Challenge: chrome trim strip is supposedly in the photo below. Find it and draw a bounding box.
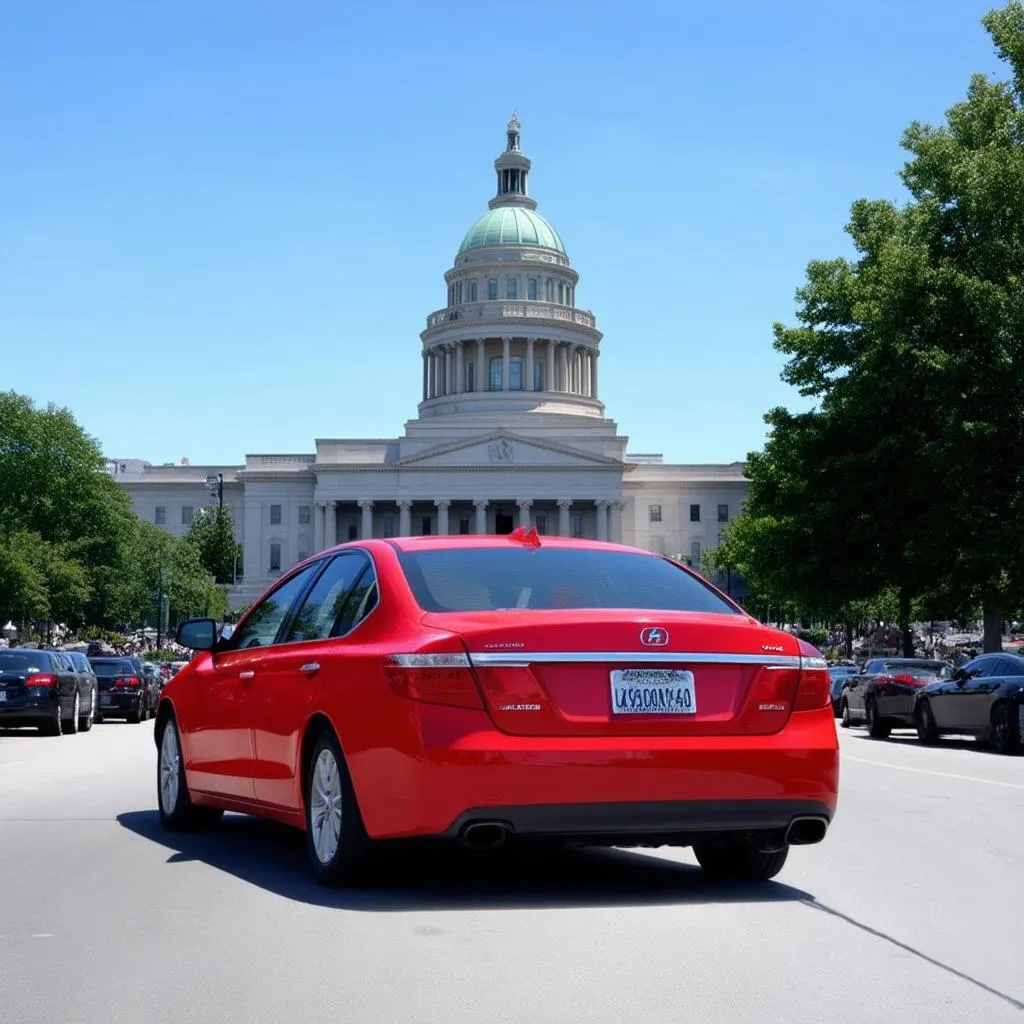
[469,651,802,667]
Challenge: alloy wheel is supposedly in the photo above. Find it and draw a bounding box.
[159,724,181,814]
[310,748,343,865]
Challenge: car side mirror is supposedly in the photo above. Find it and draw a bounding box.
[176,618,219,651]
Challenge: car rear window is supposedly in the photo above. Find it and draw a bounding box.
[884,661,952,679]
[90,659,134,676]
[0,653,49,673]
[395,546,740,614]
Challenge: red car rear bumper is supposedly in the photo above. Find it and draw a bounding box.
[349,706,840,842]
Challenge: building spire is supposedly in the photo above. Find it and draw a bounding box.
[490,113,536,210]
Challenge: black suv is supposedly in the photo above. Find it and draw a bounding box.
[89,656,155,723]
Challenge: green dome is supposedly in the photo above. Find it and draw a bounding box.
[458,206,566,255]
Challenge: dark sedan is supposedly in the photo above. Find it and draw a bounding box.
[0,648,97,734]
[90,656,155,723]
[914,651,1024,754]
[829,665,859,715]
[839,658,954,737]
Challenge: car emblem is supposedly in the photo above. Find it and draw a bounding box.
[640,627,670,647]
[761,644,784,652]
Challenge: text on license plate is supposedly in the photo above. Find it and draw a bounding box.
[610,668,697,715]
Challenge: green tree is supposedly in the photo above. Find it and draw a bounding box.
[184,506,241,585]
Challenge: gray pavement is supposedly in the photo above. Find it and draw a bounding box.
[1,719,1022,1024]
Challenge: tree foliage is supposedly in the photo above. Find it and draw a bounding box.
[716,3,1024,652]
[184,507,241,585]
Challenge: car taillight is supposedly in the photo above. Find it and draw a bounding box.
[121,676,140,687]
[29,674,57,687]
[795,656,831,711]
[383,653,485,710]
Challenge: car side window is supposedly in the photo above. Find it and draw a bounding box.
[229,562,322,650]
[332,569,379,638]
[285,554,374,644]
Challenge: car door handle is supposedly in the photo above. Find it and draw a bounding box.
[299,662,321,674]
[239,670,255,680]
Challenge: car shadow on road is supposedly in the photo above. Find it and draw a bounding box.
[847,731,1011,756]
[117,809,814,912]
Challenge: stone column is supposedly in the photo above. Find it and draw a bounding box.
[526,338,536,391]
[595,500,609,542]
[325,501,337,548]
[397,500,413,537]
[501,336,511,391]
[313,502,324,552]
[435,499,451,535]
[455,343,464,394]
[422,352,429,400]
[559,344,569,392]
[609,500,624,543]
[590,350,599,399]
[582,350,591,397]
[516,498,533,529]
[557,498,572,537]
[473,499,489,534]
[358,500,374,540]
[546,340,555,393]
[476,338,485,391]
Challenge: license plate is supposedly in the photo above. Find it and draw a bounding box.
[101,695,113,706]
[610,668,697,715]
[0,690,6,702]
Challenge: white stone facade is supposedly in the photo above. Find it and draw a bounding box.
[108,118,749,608]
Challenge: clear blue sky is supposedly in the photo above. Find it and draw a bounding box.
[0,0,1005,466]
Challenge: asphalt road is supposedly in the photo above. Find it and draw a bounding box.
[1,720,1022,1024]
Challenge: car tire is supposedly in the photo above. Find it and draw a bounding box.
[63,691,80,735]
[39,698,63,736]
[839,698,851,729]
[915,700,939,745]
[693,839,789,882]
[866,698,890,739]
[304,729,372,887]
[79,687,95,732]
[157,716,223,832]
[990,702,1019,756]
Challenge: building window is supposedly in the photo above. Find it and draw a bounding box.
[455,281,463,304]
[545,279,554,301]
[181,506,193,525]
[689,504,701,523]
[527,278,538,300]
[269,542,282,573]
[298,505,311,525]
[459,517,471,535]
[466,361,475,391]
[506,277,517,299]
[154,506,166,525]
[717,503,729,523]
[690,541,702,566]
[571,514,583,538]
[469,280,478,302]
[509,356,523,390]
[347,524,358,540]
[649,504,662,522]
[533,360,544,391]
[488,278,498,300]
[383,515,395,538]
[536,514,547,534]
[421,516,432,536]
[489,356,503,390]
[270,504,282,525]
[558,281,565,304]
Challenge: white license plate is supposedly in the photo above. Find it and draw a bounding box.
[610,668,697,715]
[0,690,6,702]
[101,695,113,706]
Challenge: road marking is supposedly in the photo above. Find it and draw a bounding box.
[844,754,1024,790]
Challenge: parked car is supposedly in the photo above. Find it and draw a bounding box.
[89,655,155,723]
[141,662,164,702]
[0,648,97,734]
[828,665,859,716]
[839,658,954,736]
[156,534,840,887]
[914,651,1024,754]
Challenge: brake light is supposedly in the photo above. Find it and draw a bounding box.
[383,653,484,710]
[795,655,831,711]
[29,673,57,687]
[121,676,140,687]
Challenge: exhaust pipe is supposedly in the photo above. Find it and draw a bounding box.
[461,822,510,851]
[785,816,829,846]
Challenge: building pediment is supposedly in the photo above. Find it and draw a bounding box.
[392,430,624,470]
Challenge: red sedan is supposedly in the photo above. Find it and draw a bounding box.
[156,531,839,886]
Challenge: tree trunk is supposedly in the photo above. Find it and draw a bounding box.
[898,589,914,657]
[982,603,1003,653]
[844,622,854,659]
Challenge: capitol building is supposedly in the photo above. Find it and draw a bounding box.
[110,117,749,608]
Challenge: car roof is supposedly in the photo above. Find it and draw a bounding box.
[367,536,655,555]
